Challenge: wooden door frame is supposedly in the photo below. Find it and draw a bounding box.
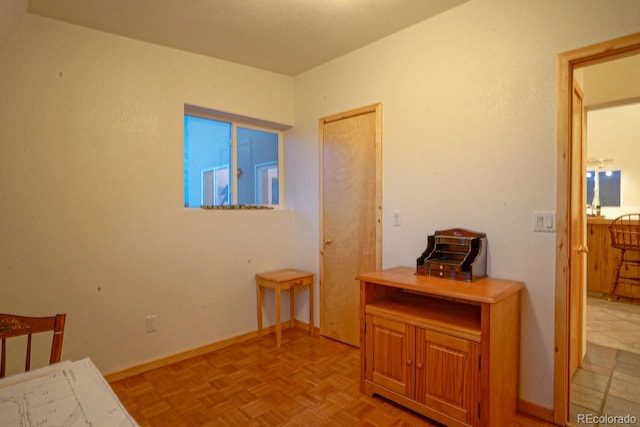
[319,103,383,337]
[554,32,640,425]
[568,78,585,382]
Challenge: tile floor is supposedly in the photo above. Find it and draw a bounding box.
[570,297,640,426]
[586,296,640,354]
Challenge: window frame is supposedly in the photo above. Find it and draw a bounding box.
[254,161,279,205]
[585,169,622,208]
[199,165,230,206]
[184,105,285,209]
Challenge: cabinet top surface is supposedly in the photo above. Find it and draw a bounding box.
[357,266,523,303]
[587,217,612,225]
[587,217,640,226]
[256,269,314,283]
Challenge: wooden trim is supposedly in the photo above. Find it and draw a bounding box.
[519,399,554,423]
[319,115,325,331]
[562,32,640,67]
[320,103,381,124]
[374,104,383,271]
[554,32,640,426]
[554,46,571,427]
[104,322,314,383]
[105,332,259,383]
[293,319,319,335]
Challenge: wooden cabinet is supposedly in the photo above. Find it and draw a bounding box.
[587,217,616,295]
[587,217,640,299]
[366,315,413,397]
[358,267,523,427]
[419,329,480,423]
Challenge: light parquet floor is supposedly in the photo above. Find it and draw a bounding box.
[110,329,553,426]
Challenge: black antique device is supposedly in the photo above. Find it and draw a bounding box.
[416,228,487,282]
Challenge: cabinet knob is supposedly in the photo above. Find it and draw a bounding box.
[323,238,333,245]
[407,359,412,366]
[577,244,589,254]
[416,362,423,369]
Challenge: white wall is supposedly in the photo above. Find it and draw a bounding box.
[584,54,640,106]
[288,0,640,409]
[0,14,296,375]
[0,0,27,51]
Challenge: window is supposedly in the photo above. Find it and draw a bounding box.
[184,107,282,208]
[586,170,621,207]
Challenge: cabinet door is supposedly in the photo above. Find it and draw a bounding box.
[415,329,480,425]
[365,314,414,398]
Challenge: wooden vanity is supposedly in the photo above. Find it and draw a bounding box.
[358,267,523,427]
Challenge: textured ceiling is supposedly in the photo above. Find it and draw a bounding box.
[28,0,469,76]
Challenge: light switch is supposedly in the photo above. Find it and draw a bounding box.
[393,210,401,227]
[544,214,554,230]
[533,211,555,233]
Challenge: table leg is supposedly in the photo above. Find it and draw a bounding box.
[276,286,281,348]
[257,282,263,338]
[309,279,314,335]
[290,286,295,329]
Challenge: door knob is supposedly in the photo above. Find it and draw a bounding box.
[323,238,333,245]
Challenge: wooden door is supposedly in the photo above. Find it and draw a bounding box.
[320,104,382,346]
[416,329,480,425]
[569,79,586,379]
[365,315,413,397]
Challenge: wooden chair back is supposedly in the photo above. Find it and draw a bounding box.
[608,214,640,299]
[0,313,66,378]
[609,213,640,251]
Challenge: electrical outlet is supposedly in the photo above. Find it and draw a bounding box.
[146,315,157,333]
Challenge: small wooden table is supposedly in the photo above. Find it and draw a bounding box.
[256,269,314,347]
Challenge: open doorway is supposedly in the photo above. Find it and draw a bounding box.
[574,61,640,424]
[554,32,640,426]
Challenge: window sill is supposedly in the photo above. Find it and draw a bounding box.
[200,205,275,210]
